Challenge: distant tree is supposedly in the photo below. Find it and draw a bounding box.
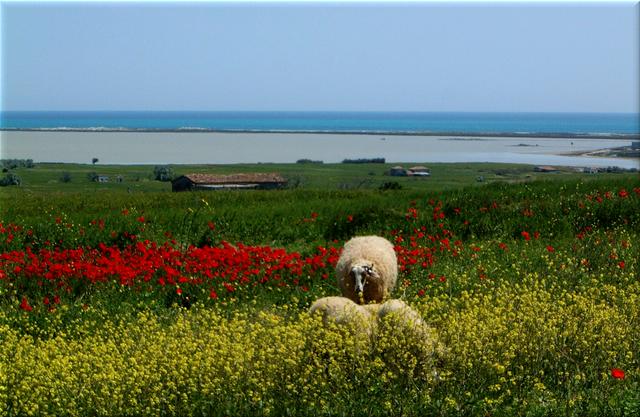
[0,172,21,186]
[153,165,174,182]
[92,158,99,165]
[342,158,386,164]
[60,172,72,183]
[1,159,35,169]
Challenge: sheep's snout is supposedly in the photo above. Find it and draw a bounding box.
[351,264,378,305]
[350,264,371,294]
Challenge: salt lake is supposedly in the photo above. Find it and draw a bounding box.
[1,130,638,169]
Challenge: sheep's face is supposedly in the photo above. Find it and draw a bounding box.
[350,262,378,298]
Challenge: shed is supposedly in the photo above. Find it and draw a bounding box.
[97,175,109,183]
[389,166,407,177]
[172,173,287,192]
[408,166,431,176]
[534,166,559,173]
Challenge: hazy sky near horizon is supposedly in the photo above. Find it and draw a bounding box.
[2,2,638,112]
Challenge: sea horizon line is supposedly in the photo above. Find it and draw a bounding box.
[2,110,639,115]
[2,127,638,140]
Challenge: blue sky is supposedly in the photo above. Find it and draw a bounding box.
[1,1,638,112]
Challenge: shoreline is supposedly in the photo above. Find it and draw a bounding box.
[1,127,638,140]
[559,146,640,159]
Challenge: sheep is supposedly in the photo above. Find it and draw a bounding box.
[377,299,426,330]
[308,296,376,325]
[309,297,443,381]
[376,299,444,381]
[308,298,420,334]
[335,235,398,305]
[308,297,427,338]
[361,303,382,317]
[308,296,377,337]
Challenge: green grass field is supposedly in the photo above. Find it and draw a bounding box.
[0,162,639,416]
[2,160,628,193]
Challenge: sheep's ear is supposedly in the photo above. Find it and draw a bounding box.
[369,265,380,278]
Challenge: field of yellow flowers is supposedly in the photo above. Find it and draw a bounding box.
[1,177,639,416]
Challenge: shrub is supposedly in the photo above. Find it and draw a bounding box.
[60,172,72,183]
[153,165,174,182]
[284,175,303,189]
[379,181,403,191]
[324,205,402,241]
[0,172,21,186]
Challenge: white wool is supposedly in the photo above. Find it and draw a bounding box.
[335,235,398,304]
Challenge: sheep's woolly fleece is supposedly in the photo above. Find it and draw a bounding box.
[308,296,372,324]
[335,235,398,304]
[308,297,435,344]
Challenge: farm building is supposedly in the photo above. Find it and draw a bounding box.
[171,173,287,192]
[389,166,407,176]
[534,166,559,173]
[389,166,431,177]
[408,166,431,176]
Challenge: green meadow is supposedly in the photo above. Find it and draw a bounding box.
[1,160,620,192]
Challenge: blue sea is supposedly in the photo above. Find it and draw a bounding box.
[1,111,638,136]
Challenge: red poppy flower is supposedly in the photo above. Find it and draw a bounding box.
[611,368,625,379]
[521,231,531,241]
[20,297,33,312]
